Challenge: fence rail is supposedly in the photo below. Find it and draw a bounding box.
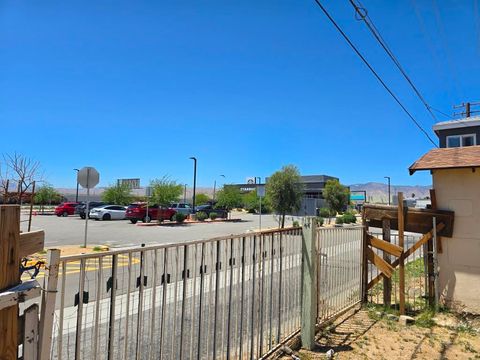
[50,228,303,360]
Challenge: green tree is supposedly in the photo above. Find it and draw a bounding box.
[266,165,303,228]
[215,186,242,212]
[323,179,350,215]
[102,183,133,205]
[150,176,183,206]
[195,193,211,206]
[242,190,259,212]
[34,184,62,213]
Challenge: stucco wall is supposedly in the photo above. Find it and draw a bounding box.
[433,168,480,313]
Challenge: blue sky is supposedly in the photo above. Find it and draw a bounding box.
[1,1,478,188]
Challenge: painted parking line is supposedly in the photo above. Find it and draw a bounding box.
[21,254,140,280]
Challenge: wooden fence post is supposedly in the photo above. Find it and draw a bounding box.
[398,193,406,315]
[38,248,61,360]
[382,219,392,308]
[301,217,317,350]
[0,205,21,360]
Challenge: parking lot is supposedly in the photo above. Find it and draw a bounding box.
[22,212,289,248]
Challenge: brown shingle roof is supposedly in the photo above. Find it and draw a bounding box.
[409,146,480,174]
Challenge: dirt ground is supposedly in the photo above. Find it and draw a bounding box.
[280,308,480,360]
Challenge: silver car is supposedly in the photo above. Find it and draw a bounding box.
[89,205,127,221]
[170,203,192,215]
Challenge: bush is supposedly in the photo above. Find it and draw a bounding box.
[319,207,332,218]
[209,212,218,220]
[175,212,186,223]
[335,216,344,225]
[342,212,357,224]
[292,220,300,227]
[196,211,207,221]
[317,217,324,226]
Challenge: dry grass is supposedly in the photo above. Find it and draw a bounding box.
[279,308,480,360]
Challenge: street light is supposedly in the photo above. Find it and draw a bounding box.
[74,168,80,203]
[256,176,263,231]
[384,176,391,205]
[184,184,187,204]
[213,174,225,201]
[189,157,197,213]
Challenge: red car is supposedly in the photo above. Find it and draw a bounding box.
[55,202,80,217]
[125,203,177,224]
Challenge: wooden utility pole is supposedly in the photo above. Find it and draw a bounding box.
[0,205,21,360]
[454,101,480,118]
[398,193,405,315]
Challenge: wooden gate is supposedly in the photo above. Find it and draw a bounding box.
[361,192,454,314]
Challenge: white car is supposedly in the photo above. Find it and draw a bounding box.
[89,205,127,221]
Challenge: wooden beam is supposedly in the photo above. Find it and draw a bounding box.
[0,280,41,311]
[363,204,454,237]
[367,248,393,278]
[19,230,45,258]
[368,234,403,257]
[398,192,405,315]
[429,189,443,253]
[0,205,21,360]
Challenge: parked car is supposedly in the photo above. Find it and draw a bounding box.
[125,203,177,224]
[76,201,106,219]
[55,202,80,217]
[195,204,228,219]
[169,202,193,215]
[89,205,127,221]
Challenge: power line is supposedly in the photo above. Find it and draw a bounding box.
[311,0,438,147]
[348,0,439,123]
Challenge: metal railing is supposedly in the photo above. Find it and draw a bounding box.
[316,226,363,323]
[50,228,303,360]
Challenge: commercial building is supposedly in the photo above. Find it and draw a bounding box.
[230,174,339,216]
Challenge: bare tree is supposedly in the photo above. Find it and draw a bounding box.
[3,153,43,204]
[0,162,11,203]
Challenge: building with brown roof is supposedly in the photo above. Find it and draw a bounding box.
[409,144,480,313]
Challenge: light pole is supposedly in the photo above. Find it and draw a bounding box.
[256,176,262,231]
[184,184,187,204]
[74,168,80,202]
[213,174,225,201]
[190,157,197,213]
[384,176,391,205]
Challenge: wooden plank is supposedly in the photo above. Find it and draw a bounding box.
[382,219,392,308]
[0,205,21,360]
[398,192,405,315]
[430,189,443,253]
[368,235,403,257]
[0,280,41,311]
[367,248,393,278]
[363,204,454,237]
[19,230,45,258]
[38,249,61,360]
[23,304,39,360]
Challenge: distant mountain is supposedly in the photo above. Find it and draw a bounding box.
[349,182,431,203]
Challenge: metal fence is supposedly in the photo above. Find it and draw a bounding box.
[49,228,303,360]
[367,231,427,312]
[316,226,363,323]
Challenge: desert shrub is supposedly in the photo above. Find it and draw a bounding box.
[196,211,207,221]
[209,212,218,220]
[335,216,344,225]
[292,220,300,227]
[342,212,357,224]
[175,212,186,223]
[319,207,332,218]
[317,217,324,226]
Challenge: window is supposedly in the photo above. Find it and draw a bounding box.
[446,134,476,148]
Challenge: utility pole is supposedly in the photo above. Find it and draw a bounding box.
[189,157,197,213]
[453,101,480,118]
[74,168,80,202]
